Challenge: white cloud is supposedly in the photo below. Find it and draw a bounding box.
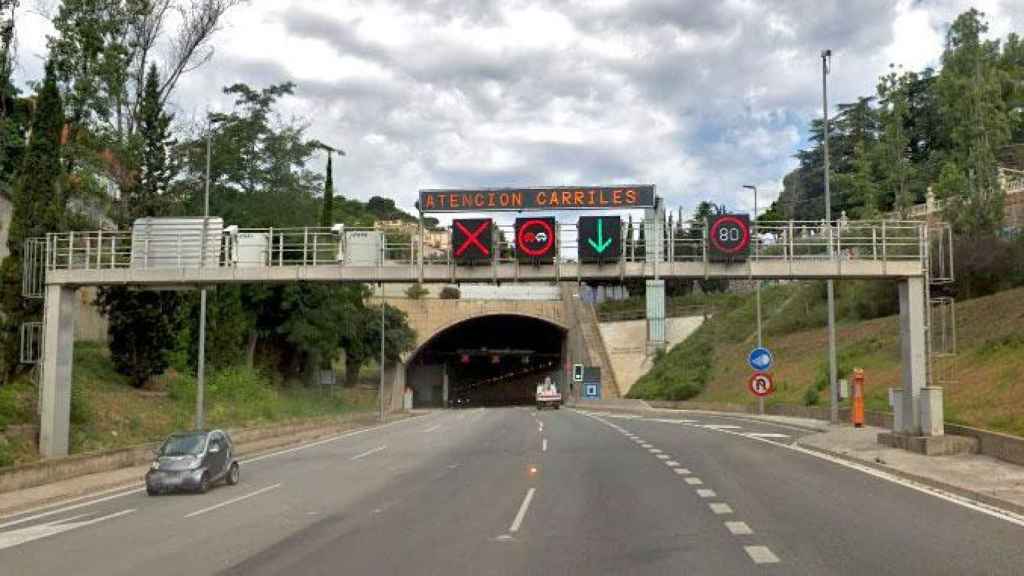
[9,0,1008,217]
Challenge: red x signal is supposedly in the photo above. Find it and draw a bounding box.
[454,220,491,257]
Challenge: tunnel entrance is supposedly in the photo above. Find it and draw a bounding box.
[405,315,566,408]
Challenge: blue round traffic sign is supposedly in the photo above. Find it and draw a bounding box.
[748,347,774,372]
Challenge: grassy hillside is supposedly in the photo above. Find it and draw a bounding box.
[0,343,377,466]
[638,285,1024,437]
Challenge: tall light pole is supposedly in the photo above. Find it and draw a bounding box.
[744,184,764,415]
[196,118,215,431]
[379,288,386,422]
[822,49,839,425]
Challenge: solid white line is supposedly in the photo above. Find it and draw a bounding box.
[0,488,144,531]
[542,438,548,452]
[508,488,536,533]
[696,489,717,498]
[423,425,440,433]
[184,483,282,519]
[702,424,743,430]
[684,477,703,485]
[744,545,780,564]
[709,503,733,515]
[0,508,135,551]
[351,445,387,460]
[725,521,753,535]
[746,433,790,439]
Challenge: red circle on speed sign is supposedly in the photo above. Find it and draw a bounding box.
[748,372,774,397]
[517,219,556,257]
[709,215,751,255]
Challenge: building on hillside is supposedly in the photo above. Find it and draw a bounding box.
[890,167,1024,231]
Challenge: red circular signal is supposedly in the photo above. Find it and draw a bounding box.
[709,215,751,255]
[517,219,556,257]
[748,372,775,397]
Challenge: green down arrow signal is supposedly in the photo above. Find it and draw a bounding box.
[587,219,613,253]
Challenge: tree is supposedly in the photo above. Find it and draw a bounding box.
[320,152,334,227]
[98,64,182,387]
[935,9,1010,234]
[0,61,66,379]
[876,70,916,215]
[340,304,415,387]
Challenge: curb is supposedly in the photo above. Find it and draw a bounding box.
[795,440,1024,519]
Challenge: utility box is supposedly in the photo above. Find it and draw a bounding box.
[131,217,224,270]
[344,230,383,266]
[232,232,270,267]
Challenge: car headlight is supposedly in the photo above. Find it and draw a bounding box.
[189,457,202,470]
[150,461,160,471]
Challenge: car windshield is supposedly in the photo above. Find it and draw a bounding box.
[159,434,207,457]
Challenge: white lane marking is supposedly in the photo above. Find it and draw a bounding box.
[648,448,663,454]
[0,508,135,551]
[423,425,440,433]
[746,433,790,439]
[673,468,692,475]
[640,443,653,449]
[684,477,703,485]
[744,545,780,564]
[702,424,743,430]
[542,438,548,452]
[351,445,387,460]
[725,521,753,535]
[509,488,536,533]
[709,503,733,515]
[651,418,701,424]
[656,454,670,460]
[184,483,282,519]
[0,488,144,531]
[665,461,680,467]
[696,489,717,498]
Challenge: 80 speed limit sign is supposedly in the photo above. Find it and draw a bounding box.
[708,214,751,261]
[748,372,775,397]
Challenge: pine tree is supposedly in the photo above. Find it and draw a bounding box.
[320,152,334,227]
[0,60,65,379]
[935,9,1009,234]
[98,64,182,387]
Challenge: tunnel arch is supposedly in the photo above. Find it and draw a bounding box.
[404,313,568,408]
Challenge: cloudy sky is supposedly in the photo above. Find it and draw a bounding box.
[11,0,1024,219]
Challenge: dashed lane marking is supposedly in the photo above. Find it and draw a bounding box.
[709,503,733,515]
[656,454,670,460]
[666,461,680,467]
[684,477,703,485]
[725,521,753,535]
[696,489,717,498]
[744,546,780,564]
[702,424,743,430]
[673,468,692,475]
[184,483,282,519]
[351,445,387,460]
[509,488,536,534]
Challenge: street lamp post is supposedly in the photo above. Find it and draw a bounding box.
[379,288,386,422]
[744,185,764,415]
[822,49,839,425]
[196,123,213,431]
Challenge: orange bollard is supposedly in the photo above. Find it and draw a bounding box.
[852,368,865,428]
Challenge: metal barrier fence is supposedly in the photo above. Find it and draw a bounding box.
[36,220,927,273]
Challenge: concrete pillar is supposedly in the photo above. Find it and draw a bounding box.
[39,285,78,458]
[898,277,927,435]
[442,363,449,406]
[646,279,666,355]
[384,360,407,413]
[920,387,944,437]
[890,388,904,432]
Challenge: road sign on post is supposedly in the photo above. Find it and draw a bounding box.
[747,347,774,372]
[748,372,774,397]
[583,366,602,399]
[708,214,751,261]
[515,217,557,263]
[578,216,621,262]
[452,218,493,263]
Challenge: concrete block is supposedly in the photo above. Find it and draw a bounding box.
[920,387,944,437]
[890,388,904,432]
[877,432,977,456]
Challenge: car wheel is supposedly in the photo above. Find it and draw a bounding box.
[197,473,210,494]
[554,404,560,410]
[226,462,240,486]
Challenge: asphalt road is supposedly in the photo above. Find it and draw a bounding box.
[1,407,1023,575]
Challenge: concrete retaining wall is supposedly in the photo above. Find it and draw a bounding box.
[0,412,390,494]
[647,400,1023,467]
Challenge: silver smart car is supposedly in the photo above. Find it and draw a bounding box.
[145,430,240,495]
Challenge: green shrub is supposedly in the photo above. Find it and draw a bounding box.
[439,286,460,300]
[0,386,19,429]
[0,437,13,468]
[70,383,92,425]
[802,386,821,406]
[405,284,429,299]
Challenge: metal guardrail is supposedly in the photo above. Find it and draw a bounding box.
[37,220,927,275]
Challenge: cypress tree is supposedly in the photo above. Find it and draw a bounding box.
[320,152,334,227]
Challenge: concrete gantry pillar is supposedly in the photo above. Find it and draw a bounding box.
[39,284,78,458]
[645,279,666,355]
[898,277,928,435]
